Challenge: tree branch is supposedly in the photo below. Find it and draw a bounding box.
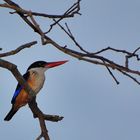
[1,0,140,139]
[102,60,120,85]
[45,0,81,34]
[0,3,78,19]
[0,41,37,57]
[5,0,139,85]
[0,59,35,97]
[28,98,50,140]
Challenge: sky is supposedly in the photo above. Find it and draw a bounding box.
[1,0,140,140]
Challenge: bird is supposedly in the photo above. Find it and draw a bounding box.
[4,60,68,121]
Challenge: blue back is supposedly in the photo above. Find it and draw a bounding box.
[11,72,29,104]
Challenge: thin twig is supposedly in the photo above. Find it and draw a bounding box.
[118,69,140,85]
[36,133,43,140]
[125,47,140,68]
[52,19,89,54]
[27,11,48,45]
[93,46,133,55]
[125,55,129,68]
[43,115,64,122]
[102,60,120,85]
[126,47,140,60]
[0,41,37,57]
[0,3,77,19]
[133,46,140,54]
[45,0,81,34]
[65,23,89,53]
[65,23,73,36]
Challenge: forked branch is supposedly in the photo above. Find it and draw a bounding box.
[1,0,140,139]
[0,58,63,140]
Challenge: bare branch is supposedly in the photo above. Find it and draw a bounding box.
[0,41,37,57]
[118,69,140,85]
[27,11,48,45]
[45,0,81,34]
[43,114,63,122]
[0,3,78,19]
[133,46,140,55]
[65,23,89,53]
[93,46,133,55]
[8,5,140,84]
[1,0,140,139]
[102,60,120,85]
[36,134,43,140]
[0,59,35,97]
[125,46,140,67]
[28,97,50,140]
[49,19,89,54]
[28,95,64,140]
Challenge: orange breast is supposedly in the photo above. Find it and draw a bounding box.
[14,89,29,109]
[14,80,36,109]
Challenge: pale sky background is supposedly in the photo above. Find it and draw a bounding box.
[1,0,140,140]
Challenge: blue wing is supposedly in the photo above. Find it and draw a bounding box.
[11,86,23,104]
[11,72,30,104]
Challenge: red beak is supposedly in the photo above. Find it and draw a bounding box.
[45,60,68,68]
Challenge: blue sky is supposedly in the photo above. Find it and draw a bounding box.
[1,0,140,140]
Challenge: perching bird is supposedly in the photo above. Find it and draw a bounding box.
[4,60,68,121]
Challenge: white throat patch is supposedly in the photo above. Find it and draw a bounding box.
[28,67,47,93]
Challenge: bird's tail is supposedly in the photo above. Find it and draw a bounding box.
[4,106,18,121]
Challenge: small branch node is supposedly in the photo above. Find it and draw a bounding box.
[63,45,67,49]
[103,60,120,85]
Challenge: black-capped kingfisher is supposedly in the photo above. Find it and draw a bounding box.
[4,60,68,121]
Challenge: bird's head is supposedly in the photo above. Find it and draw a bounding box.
[27,60,68,72]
